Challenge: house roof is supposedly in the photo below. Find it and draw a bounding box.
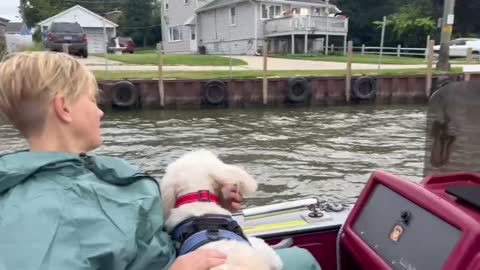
[0,17,9,23]
[6,22,25,33]
[197,0,333,13]
[37,5,118,28]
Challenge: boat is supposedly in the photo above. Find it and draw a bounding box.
[234,80,480,270]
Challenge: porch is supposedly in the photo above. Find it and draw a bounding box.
[264,15,348,55]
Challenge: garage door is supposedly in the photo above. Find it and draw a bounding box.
[86,32,106,54]
[84,28,113,54]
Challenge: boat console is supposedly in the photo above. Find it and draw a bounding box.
[341,170,480,270]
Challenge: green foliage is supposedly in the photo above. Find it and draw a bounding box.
[20,42,44,52]
[20,0,161,48]
[0,40,6,58]
[20,0,126,27]
[334,0,398,45]
[271,53,426,65]
[453,0,480,38]
[374,2,436,47]
[94,53,247,66]
[118,0,161,48]
[92,68,463,81]
[333,0,480,47]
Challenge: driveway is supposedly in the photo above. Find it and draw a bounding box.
[78,55,124,66]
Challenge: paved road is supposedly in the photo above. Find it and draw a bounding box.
[83,55,464,71]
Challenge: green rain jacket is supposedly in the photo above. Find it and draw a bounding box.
[0,151,321,270]
[0,151,175,270]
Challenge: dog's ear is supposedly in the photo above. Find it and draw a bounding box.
[159,174,177,220]
[211,164,258,195]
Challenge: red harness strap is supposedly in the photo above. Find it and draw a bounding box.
[175,190,219,208]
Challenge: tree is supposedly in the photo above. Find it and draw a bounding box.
[20,0,127,28]
[20,0,64,27]
[119,0,161,47]
[454,0,480,37]
[374,0,436,47]
[333,0,398,45]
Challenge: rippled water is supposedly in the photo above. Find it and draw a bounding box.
[0,105,427,207]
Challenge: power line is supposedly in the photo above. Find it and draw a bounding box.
[122,23,162,29]
[63,0,125,4]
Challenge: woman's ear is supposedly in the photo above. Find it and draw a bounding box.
[53,95,72,123]
[211,164,257,195]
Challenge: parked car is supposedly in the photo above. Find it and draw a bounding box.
[433,38,480,58]
[44,22,88,58]
[107,37,136,54]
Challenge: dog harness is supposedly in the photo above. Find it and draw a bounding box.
[172,191,250,256]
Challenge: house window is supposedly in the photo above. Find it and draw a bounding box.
[169,26,182,42]
[261,4,281,19]
[165,0,169,10]
[230,7,236,25]
[185,0,190,4]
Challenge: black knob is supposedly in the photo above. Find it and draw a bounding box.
[401,211,412,225]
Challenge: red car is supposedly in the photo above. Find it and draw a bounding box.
[108,37,136,53]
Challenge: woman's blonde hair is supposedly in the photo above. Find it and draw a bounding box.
[0,51,97,135]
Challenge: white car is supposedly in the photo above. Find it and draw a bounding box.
[433,38,480,58]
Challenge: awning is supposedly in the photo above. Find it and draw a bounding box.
[184,16,196,26]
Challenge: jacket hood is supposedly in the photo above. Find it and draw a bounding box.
[0,151,142,193]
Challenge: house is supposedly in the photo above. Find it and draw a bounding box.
[6,22,31,35]
[0,17,8,42]
[4,21,33,53]
[161,0,210,54]
[37,5,118,54]
[161,0,348,55]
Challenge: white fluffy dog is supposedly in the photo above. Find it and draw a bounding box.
[160,149,283,270]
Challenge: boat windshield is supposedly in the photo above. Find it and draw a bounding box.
[423,80,480,177]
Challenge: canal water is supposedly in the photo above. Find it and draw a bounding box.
[0,105,427,207]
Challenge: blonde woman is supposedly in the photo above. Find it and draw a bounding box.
[0,52,320,270]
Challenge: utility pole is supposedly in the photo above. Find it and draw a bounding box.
[436,0,456,72]
[325,0,330,56]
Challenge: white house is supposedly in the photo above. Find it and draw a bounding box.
[37,5,118,54]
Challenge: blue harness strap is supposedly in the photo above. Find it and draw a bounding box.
[178,229,250,256]
[172,214,250,256]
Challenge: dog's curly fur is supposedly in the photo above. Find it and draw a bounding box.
[160,149,283,270]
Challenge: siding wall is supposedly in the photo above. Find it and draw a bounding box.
[198,1,259,55]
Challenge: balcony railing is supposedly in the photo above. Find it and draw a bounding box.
[264,15,348,36]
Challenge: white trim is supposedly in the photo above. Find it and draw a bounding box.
[37,5,118,27]
[196,0,339,13]
[169,25,183,42]
[260,3,282,20]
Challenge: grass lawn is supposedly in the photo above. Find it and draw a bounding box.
[93,68,462,81]
[271,53,428,65]
[94,53,248,66]
[272,53,480,65]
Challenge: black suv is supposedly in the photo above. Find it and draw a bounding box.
[45,22,88,58]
